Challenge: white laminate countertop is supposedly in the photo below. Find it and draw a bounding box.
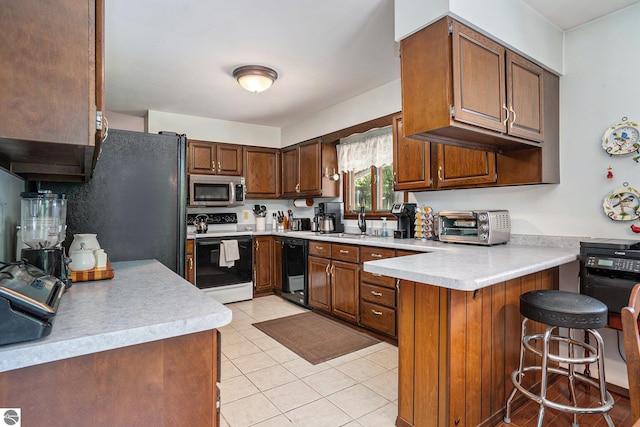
[0,260,232,373]
[362,244,579,291]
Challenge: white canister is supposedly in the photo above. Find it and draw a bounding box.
[69,234,101,252]
[94,249,107,268]
[69,249,96,271]
[256,217,266,231]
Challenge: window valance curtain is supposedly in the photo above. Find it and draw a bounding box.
[337,125,393,173]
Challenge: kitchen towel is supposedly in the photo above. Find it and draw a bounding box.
[219,240,240,268]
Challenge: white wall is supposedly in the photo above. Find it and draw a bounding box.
[395,0,564,74]
[105,111,145,132]
[0,168,24,261]
[146,110,281,148]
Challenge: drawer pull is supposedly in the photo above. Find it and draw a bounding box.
[315,246,324,250]
[371,290,383,297]
[339,249,349,254]
[372,273,382,277]
[371,309,383,316]
[370,253,383,258]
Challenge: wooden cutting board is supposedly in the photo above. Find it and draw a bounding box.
[70,260,114,282]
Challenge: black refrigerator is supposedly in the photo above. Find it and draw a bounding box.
[43,129,187,275]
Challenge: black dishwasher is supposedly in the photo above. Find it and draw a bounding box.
[282,237,309,308]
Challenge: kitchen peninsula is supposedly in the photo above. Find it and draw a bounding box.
[360,239,579,427]
[0,260,231,427]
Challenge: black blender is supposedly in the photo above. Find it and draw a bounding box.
[20,191,71,288]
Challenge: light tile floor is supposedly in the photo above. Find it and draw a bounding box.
[219,295,398,427]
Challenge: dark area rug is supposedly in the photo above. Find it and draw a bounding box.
[252,312,380,365]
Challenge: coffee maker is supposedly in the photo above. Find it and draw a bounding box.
[315,202,344,234]
[20,191,71,288]
[391,203,417,239]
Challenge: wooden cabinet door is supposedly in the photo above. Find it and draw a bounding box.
[281,146,299,196]
[436,144,496,188]
[272,237,283,292]
[392,114,432,191]
[452,21,507,134]
[298,141,321,195]
[253,236,272,293]
[331,260,360,323]
[506,51,544,142]
[216,143,243,176]
[245,147,280,198]
[185,240,195,285]
[188,140,216,174]
[308,256,331,312]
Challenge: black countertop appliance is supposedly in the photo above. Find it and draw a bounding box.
[391,203,417,239]
[316,202,344,233]
[579,238,640,314]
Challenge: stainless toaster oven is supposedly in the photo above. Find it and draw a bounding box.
[436,210,510,245]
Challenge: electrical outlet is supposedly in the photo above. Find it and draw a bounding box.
[242,210,250,221]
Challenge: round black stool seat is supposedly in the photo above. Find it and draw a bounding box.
[520,290,608,329]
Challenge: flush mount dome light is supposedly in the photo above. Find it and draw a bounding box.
[232,65,278,93]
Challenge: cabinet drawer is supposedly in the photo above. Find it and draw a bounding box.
[360,301,396,337]
[361,283,396,308]
[361,271,396,288]
[361,246,395,262]
[332,244,359,263]
[309,241,331,258]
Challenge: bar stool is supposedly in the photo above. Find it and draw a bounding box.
[504,290,615,427]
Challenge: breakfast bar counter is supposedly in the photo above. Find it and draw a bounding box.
[0,260,231,427]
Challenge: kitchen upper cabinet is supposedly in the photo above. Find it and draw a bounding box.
[0,0,104,182]
[393,114,496,190]
[393,113,432,191]
[253,236,273,294]
[281,140,339,198]
[188,140,243,176]
[435,144,496,188]
[400,16,554,153]
[244,146,280,198]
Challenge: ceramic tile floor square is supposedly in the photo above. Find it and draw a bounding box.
[219,295,399,427]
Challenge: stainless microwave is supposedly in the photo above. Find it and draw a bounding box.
[189,174,245,207]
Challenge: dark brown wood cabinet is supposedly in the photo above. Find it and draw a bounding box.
[272,236,283,292]
[396,268,558,427]
[400,16,557,164]
[308,254,332,312]
[359,246,398,337]
[244,147,280,198]
[253,236,273,294]
[188,140,243,176]
[185,239,195,285]
[281,140,339,198]
[393,114,497,190]
[0,0,104,182]
[392,113,432,190]
[435,144,496,188]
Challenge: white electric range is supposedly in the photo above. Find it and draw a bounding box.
[187,213,253,304]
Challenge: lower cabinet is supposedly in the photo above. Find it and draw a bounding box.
[359,246,399,337]
[185,239,195,285]
[253,236,273,294]
[308,241,360,323]
[272,236,283,292]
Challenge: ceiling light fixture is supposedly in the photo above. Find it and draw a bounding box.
[232,65,278,93]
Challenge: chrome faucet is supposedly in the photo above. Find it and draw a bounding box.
[357,206,367,234]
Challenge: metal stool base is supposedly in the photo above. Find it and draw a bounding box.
[504,319,615,427]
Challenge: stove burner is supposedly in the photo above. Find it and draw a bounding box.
[187,213,237,225]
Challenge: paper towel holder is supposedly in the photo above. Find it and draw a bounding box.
[324,167,340,181]
[293,198,314,208]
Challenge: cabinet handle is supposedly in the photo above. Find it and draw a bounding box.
[395,279,400,291]
[371,309,383,316]
[509,106,516,128]
[502,104,509,126]
[295,183,300,192]
[330,264,335,275]
[372,273,382,277]
[339,249,349,254]
[325,263,330,275]
[438,166,442,181]
[188,258,193,269]
[211,161,215,171]
[370,253,383,258]
[371,290,383,297]
[315,245,323,250]
[256,241,260,250]
[218,161,221,172]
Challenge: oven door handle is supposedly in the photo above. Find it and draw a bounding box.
[229,182,236,205]
[196,240,223,246]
